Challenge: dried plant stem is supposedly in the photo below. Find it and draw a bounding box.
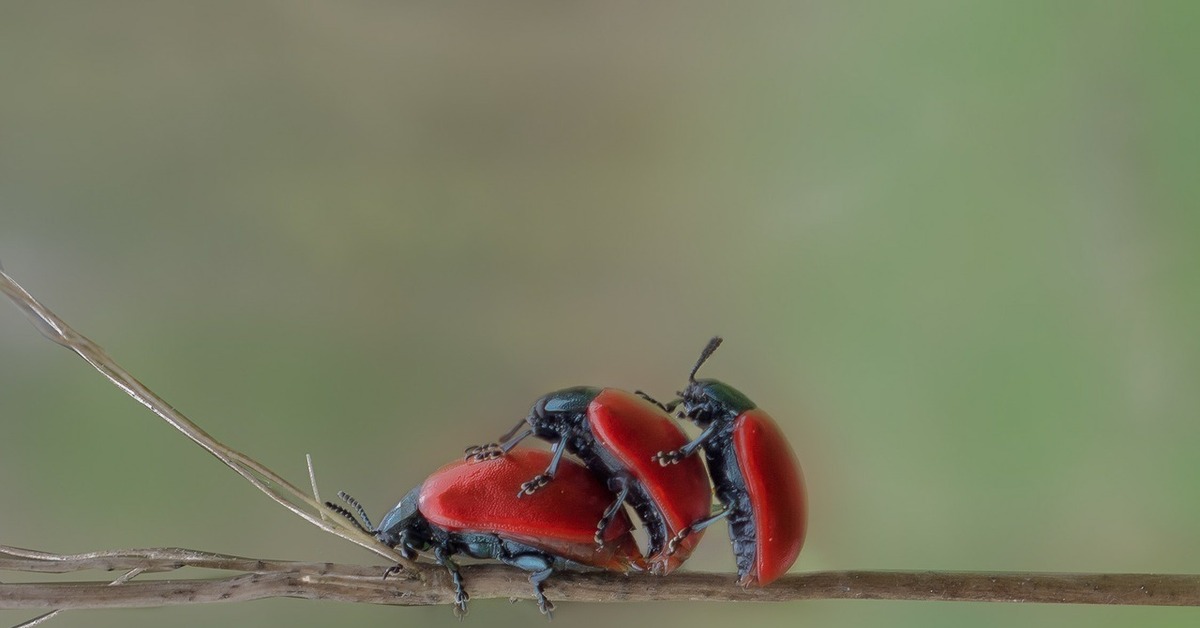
[0,268,406,567]
[2,545,1199,609]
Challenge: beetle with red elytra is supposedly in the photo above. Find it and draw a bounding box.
[651,337,808,586]
[328,448,643,617]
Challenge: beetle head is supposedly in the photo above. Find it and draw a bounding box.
[677,337,756,424]
[374,486,429,558]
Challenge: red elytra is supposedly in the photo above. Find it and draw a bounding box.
[420,447,643,571]
[468,386,715,575]
[732,408,808,586]
[587,389,714,573]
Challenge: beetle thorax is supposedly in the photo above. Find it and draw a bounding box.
[527,386,601,440]
[680,379,755,426]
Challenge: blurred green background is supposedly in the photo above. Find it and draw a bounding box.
[2,2,1198,627]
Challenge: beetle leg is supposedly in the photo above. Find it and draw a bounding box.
[381,563,404,579]
[668,506,731,555]
[634,390,673,413]
[652,421,719,465]
[500,416,534,442]
[517,437,566,497]
[650,449,681,465]
[498,551,556,618]
[433,545,470,617]
[528,566,556,618]
[462,443,496,460]
[465,420,533,461]
[635,391,684,413]
[594,475,631,546]
[395,530,419,561]
[496,428,534,453]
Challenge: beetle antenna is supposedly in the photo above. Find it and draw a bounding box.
[325,501,372,533]
[336,490,375,531]
[689,336,724,382]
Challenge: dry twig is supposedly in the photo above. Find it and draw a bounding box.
[0,267,403,566]
[3,545,1200,609]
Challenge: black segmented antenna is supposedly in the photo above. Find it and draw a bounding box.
[689,336,724,381]
[336,491,375,531]
[325,501,371,534]
[324,491,375,533]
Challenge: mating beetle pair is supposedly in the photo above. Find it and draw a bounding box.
[330,337,807,616]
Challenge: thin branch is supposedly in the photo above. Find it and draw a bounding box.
[306,454,330,524]
[1,545,1199,609]
[0,545,313,575]
[12,567,145,627]
[0,267,409,567]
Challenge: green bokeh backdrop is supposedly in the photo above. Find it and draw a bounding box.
[2,2,1198,627]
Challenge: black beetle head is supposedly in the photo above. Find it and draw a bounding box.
[680,378,757,420]
[676,337,756,424]
[374,486,428,557]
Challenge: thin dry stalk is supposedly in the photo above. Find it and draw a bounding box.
[2,545,1199,609]
[0,268,405,566]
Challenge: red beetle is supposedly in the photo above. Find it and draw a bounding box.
[651,338,807,586]
[466,387,713,575]
[329,448,643,617]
